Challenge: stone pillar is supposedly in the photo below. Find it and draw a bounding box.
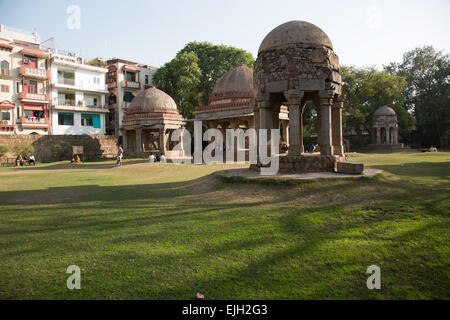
[394,127,399,144]
[135,128,142,153]
[285,123,289,145]
[255,93,272,151]
[386,127,391,144]
[159,127,166,154]
[284,90,304,156]
[331,96,344,156]
[376,128,381,144]
[318,90,334,156]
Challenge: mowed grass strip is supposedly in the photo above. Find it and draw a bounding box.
[0,152,449,299]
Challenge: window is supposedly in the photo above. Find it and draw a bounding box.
[26,80,37,94]
[145,75,149,85]
[107,71,116,83]
[126,72,136,82]
[24,55,37,68]
[81,114,101,128]
[58,113,74,126]
[16,82,19,93]
[1,60,9,76]
[123,91,134,102]
[85,96,98,107]
[93,77,100,84]
[17,107,20,119]
[1,85,9,92]
[81,115,93,127]
[2,112,10,121]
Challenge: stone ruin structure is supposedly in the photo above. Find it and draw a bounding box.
[370,106,403,148]
[194,65,289,155]
[122,87,185,158]
[251,20,346,173]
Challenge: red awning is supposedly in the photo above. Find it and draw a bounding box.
[23,104,44,111]
[20,48,49,58]
[123,65,138,72]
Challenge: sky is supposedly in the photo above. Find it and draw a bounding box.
[0,0,449,69]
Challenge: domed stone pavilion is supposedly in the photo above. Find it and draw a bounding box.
[252,20,346,173]
[194,65,289,152]
[122,87,185,158]
[371,106,403,148]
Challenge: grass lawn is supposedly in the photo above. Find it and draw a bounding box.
[0,151,449,299]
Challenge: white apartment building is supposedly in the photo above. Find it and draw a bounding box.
[105,58,157,139]
[50,51,109,135]
[0,24,51,135]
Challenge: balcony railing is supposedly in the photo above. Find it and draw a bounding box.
[23,117,46,124]
[57,99,76,106]
[57,78,75,86]
[20,65,48,79]
[124,80,140,89]
[21,92,49,101]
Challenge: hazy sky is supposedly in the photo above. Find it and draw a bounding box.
[0,0,449,68]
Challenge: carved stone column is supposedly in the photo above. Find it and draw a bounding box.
[376,127,381,144]
[318,90,334,156]
[159,127,166,154]
[135,128,142,153]
[331,96,344,156]
[394,126,399,144]
[386,126,390,144]
[284,90,304,156]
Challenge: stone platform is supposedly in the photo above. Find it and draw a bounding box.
[250,153,346,173]
[218,167,381,181]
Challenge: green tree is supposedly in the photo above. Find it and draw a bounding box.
[12,142,35,157]
[153,42,255,118]
[385,46,450,147]
[153,52,201,119]
[341,65,415,146]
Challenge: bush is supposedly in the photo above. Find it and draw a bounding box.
[52,141,72,160]
[0,144,9,158]
[12,142,35,157]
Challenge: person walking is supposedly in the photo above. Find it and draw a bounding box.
[117,145,124,166]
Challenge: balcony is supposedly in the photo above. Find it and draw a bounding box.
[20,65,48,79]
[0,120,14,132]
[57,78,75,86]
[21,116,49,130]
[20,92,49,102]
[124,80,140,90]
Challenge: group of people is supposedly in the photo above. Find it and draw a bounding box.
[115,145,168,167]
[70,155,81,163]
[15,155,35,167]
[149,153,166,163]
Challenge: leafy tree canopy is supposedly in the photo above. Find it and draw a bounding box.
[341,65,415,144]
[385,46,449,147]
[153,42,254,118]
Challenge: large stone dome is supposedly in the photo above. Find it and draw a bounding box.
[374,106,396,116]
[128,87,177,111]
[209,65,254,102]
[258,20,333,54]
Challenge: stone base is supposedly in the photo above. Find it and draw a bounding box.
[337,161,364,174]
[250,154,346,173]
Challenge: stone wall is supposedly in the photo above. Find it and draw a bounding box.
[0,134,119,162]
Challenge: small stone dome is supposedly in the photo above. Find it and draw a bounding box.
[209,65,254,102]
[258,20,333,54]
[374,106,396,116]
[128,87,177,111]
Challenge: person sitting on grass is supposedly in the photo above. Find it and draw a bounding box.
[75,155,81,163]
[161,154,167,163]
[149,153,155,163]
[155,153,161,162]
